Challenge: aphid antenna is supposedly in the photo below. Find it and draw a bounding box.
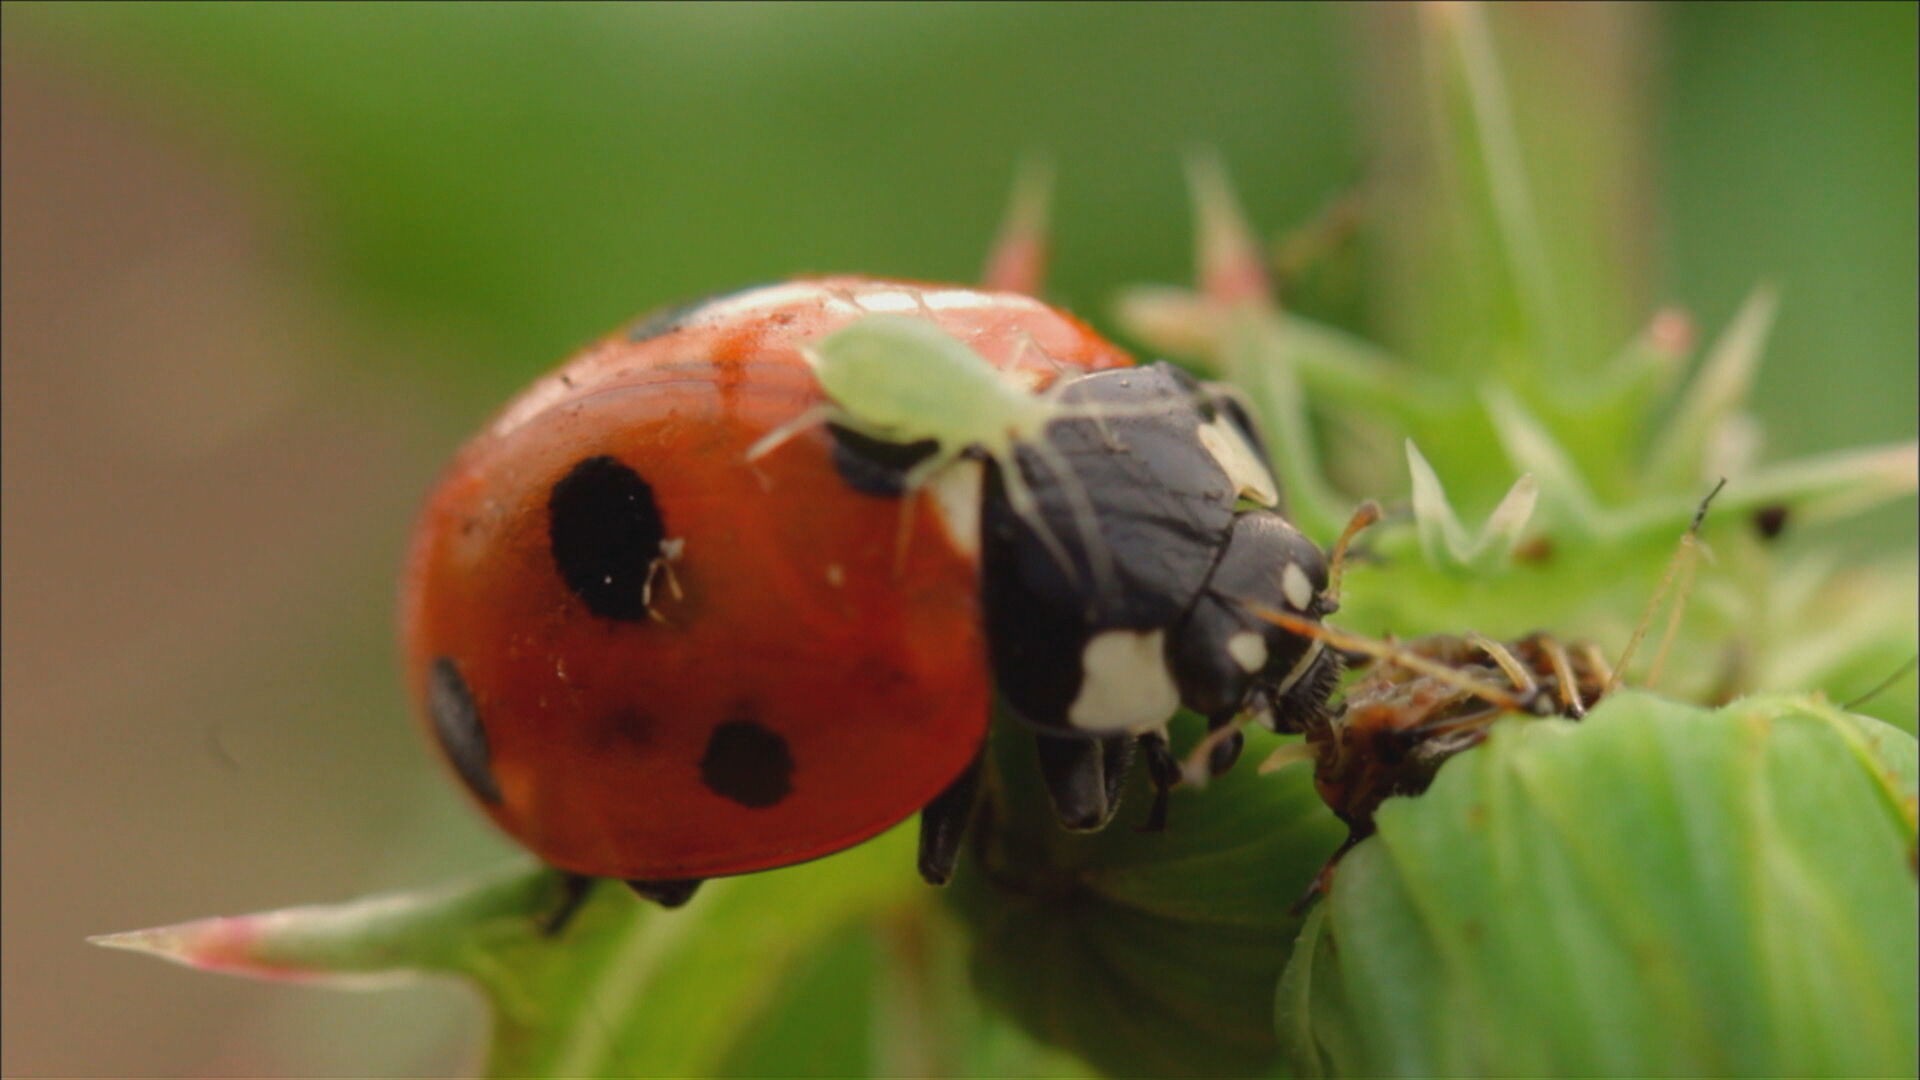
[1607,477,1726,695]
[1841,655,1920,712]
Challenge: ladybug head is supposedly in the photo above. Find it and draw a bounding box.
[1168,508,1344,734]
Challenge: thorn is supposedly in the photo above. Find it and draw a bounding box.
[981,156,1054,295]
[1185,151,1271,308]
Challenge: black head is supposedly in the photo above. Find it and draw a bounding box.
[1166,509,1340,732]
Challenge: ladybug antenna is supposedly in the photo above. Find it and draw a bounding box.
[1325,501,1382,608]
[1608,477,1725,695]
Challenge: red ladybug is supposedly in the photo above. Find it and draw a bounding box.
[400,278,1132,903]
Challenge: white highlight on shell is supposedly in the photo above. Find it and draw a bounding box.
[1067,630,1181,734]
[699,281,1047,325]
[925,458,985,560]
[1197,418,1280,506]
[1281,561,1315,612]
[1227,632,1268,674]
[825,563,846,587]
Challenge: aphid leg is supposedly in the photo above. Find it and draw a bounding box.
[1252,607,1525,712]
[1035,732,1123,832]
[541,872,599,937]
[891,486,922,578]
[624,878,703,909]
[917,749,984,885]
[1466,632,1544,713]
[1136,729,1181,833]
[745,404,838,463]
[1022,433,1119,604]
[1609,478,1724,694]
[1538,634,1587,717]
[1579,641,1615,694]
[992,449,1084,589]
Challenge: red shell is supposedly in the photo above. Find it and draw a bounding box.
[400,277,1132,879]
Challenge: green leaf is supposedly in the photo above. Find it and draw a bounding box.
[97,828,922,1078]
[950,718,1347,1078]
[1278,691,1918,1077]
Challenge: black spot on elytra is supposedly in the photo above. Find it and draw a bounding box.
[826,424,940,497]
[428,658,501,805]
[699,718,793,808]
[1753,503,1791,541]
[548,456,666,622]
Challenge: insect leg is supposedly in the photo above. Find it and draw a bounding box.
[1035,732,1124,832]
[744,404,838,463]
[541,872,600,937]
[1536,634,1587,717]
[1137,730,1180,833]
[917,749,984,885]
[624,878,703,909]
[1023,433,1118,605]
[992,449,1084,589]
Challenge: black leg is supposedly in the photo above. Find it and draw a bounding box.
[1100,733,1135,812]
[1036,732,1123,832]
[625,878,703,908]
[1291,827,1369,916]
[917,750,984,885]
[1137,731,1180,832]
[1205,710,1245,776]
[542,872,598,937]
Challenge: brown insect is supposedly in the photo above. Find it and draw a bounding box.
[1182,482,1726,905]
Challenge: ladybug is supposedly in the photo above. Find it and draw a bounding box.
[401,277,1341,908]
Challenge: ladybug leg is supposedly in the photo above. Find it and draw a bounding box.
[541,872,599,937]
[1137,730,1180,833]
[1099,734,1136,812]
[625,878,703,909]
[1204,709,1246,776]
[1035,732,1130,832]
[917,750,984,885]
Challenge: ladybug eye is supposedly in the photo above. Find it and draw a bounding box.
[547,455,668,622]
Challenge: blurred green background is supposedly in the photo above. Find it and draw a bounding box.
[2,3,1912,1076]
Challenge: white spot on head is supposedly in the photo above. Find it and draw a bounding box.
[1227,632,1268,674]
[1281,561,1315,612]
[1197,418,1279,506]
[1068,630,1181,734]
[926,458,985,560]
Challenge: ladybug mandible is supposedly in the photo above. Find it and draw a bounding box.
[401,277,1340,907]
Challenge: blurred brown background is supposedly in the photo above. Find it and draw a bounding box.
[3,4,1914,1077]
